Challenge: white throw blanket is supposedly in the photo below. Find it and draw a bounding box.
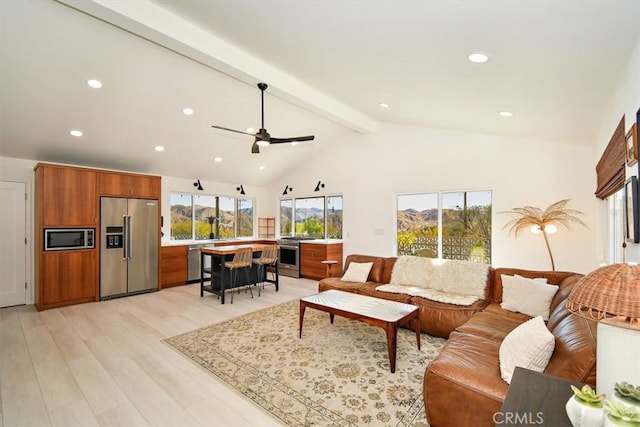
[376,256,490,306]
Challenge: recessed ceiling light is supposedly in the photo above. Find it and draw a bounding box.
[154,145,165,152]
[291,141,298,146]
[70,130,83,137]
[86,79,102,88]
[498,111,514,117]
[379,103,389,108]
[183,107,194,115]
[246,127,255,133]
[468,53,489,63]
[214,156,223,162]
[259,165,265,170]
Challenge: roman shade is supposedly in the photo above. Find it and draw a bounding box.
[595,116,626,199]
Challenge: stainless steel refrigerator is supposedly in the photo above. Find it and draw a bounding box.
[100,197,159,299]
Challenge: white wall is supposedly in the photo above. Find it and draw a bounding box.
[268,124,597,274]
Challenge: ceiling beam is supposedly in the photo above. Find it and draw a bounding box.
[56,0,378,134]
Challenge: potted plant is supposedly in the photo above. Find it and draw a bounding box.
[566,385,606,427]
[613,383,640,411]
[604,400,640,427]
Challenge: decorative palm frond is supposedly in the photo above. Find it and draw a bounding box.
[500,199,587,270]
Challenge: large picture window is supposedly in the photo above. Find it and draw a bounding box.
[279,195,343,239]
[397,190,491,263]
[170,192,254,241]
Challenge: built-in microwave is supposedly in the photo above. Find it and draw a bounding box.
[44,228,95,251]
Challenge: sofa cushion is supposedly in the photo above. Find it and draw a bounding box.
[343,255,385,283]
[358,282,412,303]
[455,309,524,342]
[424,331,507,427]
[500,274,559,320]
[341,262,373,283]
[493,268,576,303]
[386,256,490,305]
[318,277,366,294]
[545,309,597,384]
[499,316,555,383]
[409,296,489,338]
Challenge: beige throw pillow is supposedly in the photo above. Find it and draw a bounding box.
[499,316,555,384]
[501,274,559,320]
[341,262,373,283]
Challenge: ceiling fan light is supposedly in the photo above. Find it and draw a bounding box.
[256,139,270,147]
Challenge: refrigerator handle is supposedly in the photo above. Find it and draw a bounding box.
[124,215,132,260]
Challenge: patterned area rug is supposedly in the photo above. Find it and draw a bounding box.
[164,299,445,426]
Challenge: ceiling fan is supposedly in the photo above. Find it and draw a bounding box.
[212,83,315,154]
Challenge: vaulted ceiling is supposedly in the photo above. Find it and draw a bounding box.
[1,0,638,185]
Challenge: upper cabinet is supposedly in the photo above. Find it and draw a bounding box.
[99,171,161,199]
[35,164,98,226]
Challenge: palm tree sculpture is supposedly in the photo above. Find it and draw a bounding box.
[501,199,587,271]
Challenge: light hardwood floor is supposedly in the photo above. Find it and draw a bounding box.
[0,278,319,427]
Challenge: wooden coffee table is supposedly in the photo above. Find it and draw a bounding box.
[299,290,420,373]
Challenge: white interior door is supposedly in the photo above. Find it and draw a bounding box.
[0,181,27,307]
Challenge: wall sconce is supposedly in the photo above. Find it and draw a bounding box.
[236,185,246,195]
[282,185,293,196]
[193,179,203,191]
[314,181,325,192]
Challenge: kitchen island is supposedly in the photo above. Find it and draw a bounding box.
[200,244,279,304]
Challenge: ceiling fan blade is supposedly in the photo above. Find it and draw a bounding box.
[269,135,315,144]
[211,125,255,137]
[251,141,260,154]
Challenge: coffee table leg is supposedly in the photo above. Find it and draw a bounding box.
[299,302,306,338]
[385,323,398,373]
[330,313,335,324]
[413,315,421,350]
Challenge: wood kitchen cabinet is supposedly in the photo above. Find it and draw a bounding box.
[300,242,343,280]
[39,250,97,309]
[98,171,161,199]
[35,164,98,226]
[160,245,188,288]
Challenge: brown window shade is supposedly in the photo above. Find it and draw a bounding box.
[595,116,626,199]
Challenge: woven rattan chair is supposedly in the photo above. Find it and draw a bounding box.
[252,245,279,296]
[224,247,253,303]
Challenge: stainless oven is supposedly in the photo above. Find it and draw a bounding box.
[277,237,315,278]
[278,244,300,278]
[44,228,95,251]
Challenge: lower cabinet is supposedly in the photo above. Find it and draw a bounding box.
[160,245,188,288]
[39,250,97,309]
[300,243,343,280]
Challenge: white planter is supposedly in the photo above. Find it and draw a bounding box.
[566,395,605,427]
[604,414,640,427]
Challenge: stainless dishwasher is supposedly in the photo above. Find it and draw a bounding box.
[187,244,212,282]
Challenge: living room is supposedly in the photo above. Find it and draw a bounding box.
[1,1,640,426]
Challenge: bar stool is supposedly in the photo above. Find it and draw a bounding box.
[252,245,279,296]
[225,247,253,303]
[321,260,338,278]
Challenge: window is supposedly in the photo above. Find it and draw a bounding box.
[605,189,624,263]
[279,195,343,239]
[170,193,192,240]
[237,198,253,237]
[280,199,293,236]
[170,192,254,241]
[397,190,492,263]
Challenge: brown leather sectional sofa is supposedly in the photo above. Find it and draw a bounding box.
[318,255,597,427]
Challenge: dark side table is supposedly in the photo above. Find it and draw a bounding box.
[497,367,585,427]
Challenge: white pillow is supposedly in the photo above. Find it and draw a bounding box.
[515,274,548,284]
[501,274,559,320]
[499,316,555,384]
[341,262,374,283]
